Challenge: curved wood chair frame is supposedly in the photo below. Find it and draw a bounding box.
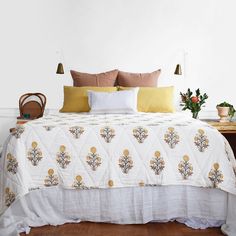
[19,93,47,119]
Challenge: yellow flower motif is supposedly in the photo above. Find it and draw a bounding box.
[194,129,209,152]
[119,149,133,174]
[48,169,54,176]
[27,141,43,166]
[168,127,174,132]
[164,127,180,149]
[32,141,38,149]
[69,126,84,139]
[108,180,114,187]
[76,175,82,182]
[183,155,189,162]
[150,151,165,175]
[86,147,101,171]
[73,175,88,189]
[198,129,205,135]
[133,127,148,143]
[56,145,71,169]
[60,145,66,152]
[123,149,129,156]
[5,187,15,207]
[208,163,223,188]
[44,168,59,187]
[100,127,115,143]
[90,147,97,153]
[155,151,161,158]
[178,155,193,179]
[214,163,219,170]
[6,153,18,174]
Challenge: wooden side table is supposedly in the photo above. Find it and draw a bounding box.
[202,119,236,156]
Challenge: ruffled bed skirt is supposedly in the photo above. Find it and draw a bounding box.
[0,185,235,236]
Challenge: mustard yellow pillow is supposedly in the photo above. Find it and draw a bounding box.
[119,86,175,112]
[60,86,117,112]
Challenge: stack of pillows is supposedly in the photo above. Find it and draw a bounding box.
[60,69,175,114]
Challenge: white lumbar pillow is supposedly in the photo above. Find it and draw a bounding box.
[88,88,139,114]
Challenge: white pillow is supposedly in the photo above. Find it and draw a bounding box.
[88,88,139,114]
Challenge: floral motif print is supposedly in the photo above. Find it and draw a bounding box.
[12,125,24,139]
[69,126,84,139]
[5,187,15,207]
[6,153,18,174]
[27,142,43,166]
[72,175,88,189]
[194,129,209,152]
[133,127,148,143]
[56,145,71,169]
[208,163,224,188]
[43,126,55,131]
[150,151,165,175]
[164,127,179,149]
[86,147,101,171]
[119,149,133,174]
[100,126,115,143]
[178,155,193,179]
[44,169,59,186]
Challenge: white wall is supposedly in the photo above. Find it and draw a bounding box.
[0,0,236,145]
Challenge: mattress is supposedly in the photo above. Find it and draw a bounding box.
[0,112,236,235]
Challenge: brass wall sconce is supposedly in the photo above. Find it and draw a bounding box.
[56,63,64,74]
[174,64,182,75]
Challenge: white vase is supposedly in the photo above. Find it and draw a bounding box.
[217,106,230,122]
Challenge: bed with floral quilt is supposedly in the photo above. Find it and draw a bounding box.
[0,112,236,236]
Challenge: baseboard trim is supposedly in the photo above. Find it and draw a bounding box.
[0,108,19,118]
[0,108,58,118]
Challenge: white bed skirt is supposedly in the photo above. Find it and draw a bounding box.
[0,185,235,236]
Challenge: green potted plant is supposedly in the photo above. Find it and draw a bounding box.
[180,88,208,119]
[216,102,235,122]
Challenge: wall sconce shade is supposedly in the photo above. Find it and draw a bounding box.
[56,63,64,74]
[174,64,182,75]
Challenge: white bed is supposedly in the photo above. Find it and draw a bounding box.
[0,112,236,236]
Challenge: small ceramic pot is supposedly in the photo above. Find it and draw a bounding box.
[216,106,230,122]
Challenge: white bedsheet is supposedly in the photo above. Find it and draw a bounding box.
[0,185,235,236]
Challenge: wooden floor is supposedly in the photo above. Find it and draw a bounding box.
[20,222,224,236]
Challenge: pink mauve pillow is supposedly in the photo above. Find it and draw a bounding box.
[71,69,118,87]
[117,69,161,87]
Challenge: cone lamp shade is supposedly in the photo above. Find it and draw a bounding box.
[174,64,182,75]
[56,63,64,74]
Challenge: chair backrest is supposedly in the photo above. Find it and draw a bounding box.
[19,93,46,119]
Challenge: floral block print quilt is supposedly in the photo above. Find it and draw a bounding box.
[1,112,236,214]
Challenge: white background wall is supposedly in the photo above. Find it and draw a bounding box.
[0,0,236,146]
